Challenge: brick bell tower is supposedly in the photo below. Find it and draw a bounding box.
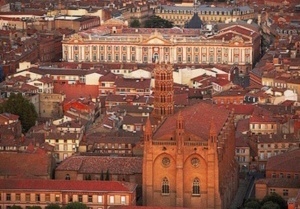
[153,64,174,120]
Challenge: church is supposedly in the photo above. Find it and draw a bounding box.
[142,64,239,209]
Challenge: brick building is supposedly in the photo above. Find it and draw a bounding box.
[0,179,137,209]
[255,149,300,201]
[143,102,238,208]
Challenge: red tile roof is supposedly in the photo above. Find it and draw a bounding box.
[99,72,118,82]
[153,102,231,140]
[0,152,53,178]
[56,156,142,175]
[212,79,231,87]
[236,118,250,134]
[115,77,151,89]
[255,178,300,188]
[220,104,254,115]
[0,179,137,192]
[266,149,300,173]
[249,106,277,123]
[53,83,99,100]
[235,135,249,147]
[174,93,189,106]
[0,113,19,121]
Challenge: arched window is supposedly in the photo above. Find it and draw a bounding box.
[162,177,170,195]
[192,178,200,195]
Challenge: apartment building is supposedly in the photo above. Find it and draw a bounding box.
[155,5,255,27]
[255,149,300,201]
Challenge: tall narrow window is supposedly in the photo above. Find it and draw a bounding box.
[6,194,11,201]
[78,195,83,202]
[192,178,200,195]
[162,177,170,195]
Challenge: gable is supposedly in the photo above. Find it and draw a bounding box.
[146,38,166,45]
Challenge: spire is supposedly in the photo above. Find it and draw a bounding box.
[176,111,184,154]
[209,117,217,136]
[144,117,152,141]
[209,117,217,143]
[176,111,184,130]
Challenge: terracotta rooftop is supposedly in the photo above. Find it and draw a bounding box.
[255,178,300,188]
[249,106,277,123]
[266,149,300,172]
[56,156,142,175]
[0,113,19,121]
[254,133,297,144]
[0,152,52,178]
[235,135,249,147]
[53,83,99,100]
[153,102,231,140]
[236,118,250,134]
[0,179,137,192]
[115,77,151,89]
[220,104,254,115]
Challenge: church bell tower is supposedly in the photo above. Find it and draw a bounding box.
[153,64,174,119]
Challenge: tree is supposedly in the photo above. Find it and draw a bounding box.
[1,93,38,133]
[130,18,141,28]
[144,16,173,28]
[261,193,287,209]
[10,206,22,209]
[45,203,61,209]
[29,207,42,209]
[244,199,261,209]
[64,202,88,209]
[262,201,280,209]
[100,170,104,180]
[105,169,110,181]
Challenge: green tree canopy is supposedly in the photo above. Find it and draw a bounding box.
[144,16,173,28]
[261,201,280,209]
[10,205,22,209]
[28,206,42,209]
[64,202,88,209]
[261,193,287,209]
[244,199,261,209]
[1,93,38,133]
[46,203,61,209]
[105,169,110,181]
[130,18,141,28]
[100,170,104,180]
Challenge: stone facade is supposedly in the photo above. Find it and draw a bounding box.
[62,23,260,66]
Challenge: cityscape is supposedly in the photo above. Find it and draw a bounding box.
[0,0,300,209]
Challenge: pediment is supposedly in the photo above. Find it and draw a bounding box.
[147,38,166,44]
[67,33,84,43]
[142,36,172,45]
[141,30,172,45]
[230,35,244,44]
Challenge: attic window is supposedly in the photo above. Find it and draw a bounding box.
[65,173,71,180]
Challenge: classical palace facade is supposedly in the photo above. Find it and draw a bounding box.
[62,20,261,66]
[155,5,255,26]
